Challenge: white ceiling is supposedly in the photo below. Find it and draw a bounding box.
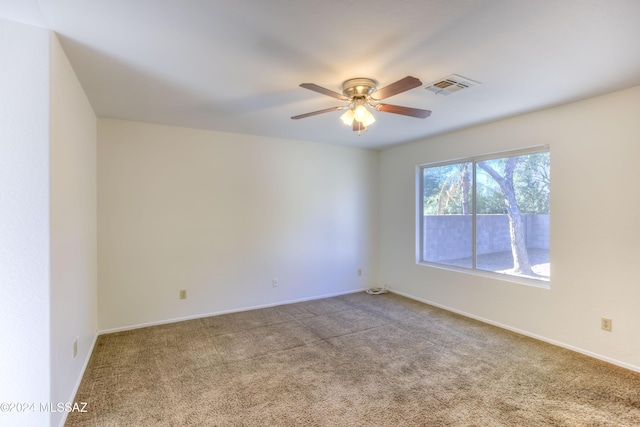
[3,0,640,149]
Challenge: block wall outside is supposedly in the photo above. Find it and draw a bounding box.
[423,214,549,261]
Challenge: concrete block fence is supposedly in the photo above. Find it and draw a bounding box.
[423,214,549,262]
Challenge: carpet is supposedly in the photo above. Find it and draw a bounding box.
[66,292,640,426]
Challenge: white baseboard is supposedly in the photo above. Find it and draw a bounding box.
[389,288,640,374]
[98,288,367,335]
[58,331,98,427]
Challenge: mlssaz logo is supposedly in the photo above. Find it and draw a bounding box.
[40,402,88,413]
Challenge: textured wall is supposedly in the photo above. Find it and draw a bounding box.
[423,214,550,261]
[49,33,97,427]
[0,18,51,427]
[97,119,379,331]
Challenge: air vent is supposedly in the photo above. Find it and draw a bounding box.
[425,74,480,95]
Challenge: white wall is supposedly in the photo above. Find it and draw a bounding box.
[0,19,97,427]
[0,18,51,427]
[379,85,640,371]
[98,119,378,331]
[49,34,97,427]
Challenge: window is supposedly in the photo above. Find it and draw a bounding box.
[418,147,550,284]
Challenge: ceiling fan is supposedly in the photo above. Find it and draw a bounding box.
[291,76,431,135]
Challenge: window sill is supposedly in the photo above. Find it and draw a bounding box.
[417,261,550,289]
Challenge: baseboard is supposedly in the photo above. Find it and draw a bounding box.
[98,288,367,335]
[389,288,640,374]
[58,331,99,427]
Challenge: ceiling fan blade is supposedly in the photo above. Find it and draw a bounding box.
[375,103,432,118]
[291,106,344,120]
[299,83,349,101]
[369,76,422,101]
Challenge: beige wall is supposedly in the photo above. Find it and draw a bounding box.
[98,119,379,331]
[49,33,98,427]
[0,18,52,427]
[379,85,640,371]
[0,21,97,427]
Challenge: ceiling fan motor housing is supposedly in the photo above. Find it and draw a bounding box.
[342,78,377,99]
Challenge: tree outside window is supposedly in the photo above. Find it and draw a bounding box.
[420,149,550,283]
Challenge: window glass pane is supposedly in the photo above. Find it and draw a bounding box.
[475,153,550,281]
[418,149,550,284]
[422,162,473,268]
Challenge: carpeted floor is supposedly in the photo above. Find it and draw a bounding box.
[66,292,640,426]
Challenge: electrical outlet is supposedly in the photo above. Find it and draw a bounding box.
[601,317,612,331]
[358,268,362,276]
[272,278,278,287]
[180,290,187,299]
[73,337,78,358]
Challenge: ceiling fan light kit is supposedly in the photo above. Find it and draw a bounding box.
[340,109,355,126]
[292,76,432,136]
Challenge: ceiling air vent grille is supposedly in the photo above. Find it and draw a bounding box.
[426,74,480,95]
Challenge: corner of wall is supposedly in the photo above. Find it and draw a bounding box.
[49,30,98,427]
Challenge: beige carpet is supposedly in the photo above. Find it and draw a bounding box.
[66,292,640,426]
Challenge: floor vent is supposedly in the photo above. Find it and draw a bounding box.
[425,74,480,95]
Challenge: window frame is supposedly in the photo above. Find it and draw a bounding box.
[416,145,550,288]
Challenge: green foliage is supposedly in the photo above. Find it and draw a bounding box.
[476,186,507,214]
[422,152,549,215]
[423,163,471,214]
[514,153,550,214]
[476,158,506,214]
